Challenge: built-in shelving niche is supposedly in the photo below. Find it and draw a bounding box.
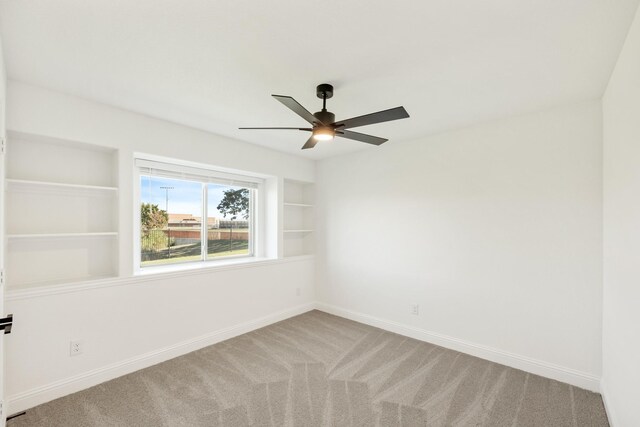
[283,179,314,258]
[4,131,119,290]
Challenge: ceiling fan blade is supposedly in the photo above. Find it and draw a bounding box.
[272,95,324,125]
[333,106,409,130]
[239,127,312,130]
[337,130,388,146]
[301,136,318,150]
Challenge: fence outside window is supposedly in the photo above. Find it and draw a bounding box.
[141,227,249,263]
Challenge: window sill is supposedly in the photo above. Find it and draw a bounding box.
[136,256,274,276]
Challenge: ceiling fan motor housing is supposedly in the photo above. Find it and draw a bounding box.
[314,110,335,126]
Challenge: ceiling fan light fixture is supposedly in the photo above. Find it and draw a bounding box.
[312,127,335,141]
[239,83,409,150]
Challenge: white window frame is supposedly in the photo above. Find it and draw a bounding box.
[133,154,267,274]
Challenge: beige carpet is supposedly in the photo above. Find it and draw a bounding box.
[9,310,608,426]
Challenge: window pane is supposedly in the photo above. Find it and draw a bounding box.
[140,175,202,266]
[207,184,251,259]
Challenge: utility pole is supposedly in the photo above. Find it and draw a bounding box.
[160,186,174,258]
[229,216,236,252]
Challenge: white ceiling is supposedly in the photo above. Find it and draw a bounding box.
[0,0,638,160]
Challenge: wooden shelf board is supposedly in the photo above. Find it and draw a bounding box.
[283,254,315,260]
[6,178,118,192]
[7,274,118,291]
[284,202,314,207]
[8,232,118,239]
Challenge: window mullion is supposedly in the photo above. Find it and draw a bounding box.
[202,183,208,262]
[249,189,255,256]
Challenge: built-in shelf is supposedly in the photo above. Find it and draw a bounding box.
[4,131,120,290]
[7,232,118,239]
[6,178,118,193]
[283,179,314,257]
[284,202,314,208]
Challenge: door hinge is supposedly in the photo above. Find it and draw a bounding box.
[0,136,5,154]
[0,314,13,334]
[0,269,4,285]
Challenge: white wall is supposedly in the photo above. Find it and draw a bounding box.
[4,81,316,412]
[316,100,604,390]
[602,3,640,426]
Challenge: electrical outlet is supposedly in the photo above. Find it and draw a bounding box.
[70,340,83,356]
[296,287,301,296]
[410,304,419,315]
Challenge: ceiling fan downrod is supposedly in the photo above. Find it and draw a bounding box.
[314,83,335,125]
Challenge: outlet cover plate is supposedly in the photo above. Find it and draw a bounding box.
[70,340,83,356]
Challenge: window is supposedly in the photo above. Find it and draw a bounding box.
[135,157,262,269]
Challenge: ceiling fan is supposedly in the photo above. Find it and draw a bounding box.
[240,84,410,150]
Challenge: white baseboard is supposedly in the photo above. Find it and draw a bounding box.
[600,380,617,427]
[6,302,316,415]
[316,303,601,392]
